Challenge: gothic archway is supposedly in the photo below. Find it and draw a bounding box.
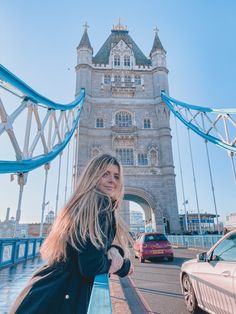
[124,187,164,232]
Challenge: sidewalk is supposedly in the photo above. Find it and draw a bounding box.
[110,275,131,313]
[110,275,153,314]
[172,245,207,251]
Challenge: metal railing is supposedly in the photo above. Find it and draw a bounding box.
[0,237,43,268]
[167,234,222,249]
[87,274,112,314]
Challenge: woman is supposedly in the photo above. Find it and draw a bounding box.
[10,154,133,314]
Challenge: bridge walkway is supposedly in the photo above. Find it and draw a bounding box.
[0,257,43,314]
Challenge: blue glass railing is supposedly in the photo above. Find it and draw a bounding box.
[87,273,112,314]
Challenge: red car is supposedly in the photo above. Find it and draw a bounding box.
[133,232,174,263]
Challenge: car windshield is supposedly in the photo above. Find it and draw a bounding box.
[212,233,236,261]
[144,234,167,242]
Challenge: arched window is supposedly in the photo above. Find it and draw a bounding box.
[150,149,158,166]
[96,118,104,128]
[114,55,120,66]
[104,75,111,84]
[91,148,100,157]
[124,56,130,67]
[115,111,132,127]
[135,76,141,85]
[144,118,151,129]
[116,148,134,165]
[138,153,148,165]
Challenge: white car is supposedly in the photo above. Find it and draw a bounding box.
[180,230,236,313]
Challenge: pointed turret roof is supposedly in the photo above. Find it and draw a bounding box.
[77,23,93,51]
[93,23,151,66]
[150,28,166,55]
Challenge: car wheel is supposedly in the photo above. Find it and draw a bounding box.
[182,274,199,313]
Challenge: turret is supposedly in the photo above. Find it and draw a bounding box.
[150,26,166,68]
[150,27,169,97]
[76,22,93,65]
[75,22,93,96]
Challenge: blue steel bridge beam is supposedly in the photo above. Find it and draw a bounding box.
[161,92,236,153]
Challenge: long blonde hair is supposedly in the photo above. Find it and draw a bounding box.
[40,154,130,265]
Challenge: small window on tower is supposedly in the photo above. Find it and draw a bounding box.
[124,56,130,67]
[144,118,151,129]
[138,153,148,166]
[124,76,131,84]
[104,75,111,84]
[114,75,121,84]
[135,76,141,85]
[96,118,104,128]
[114,55,120,66]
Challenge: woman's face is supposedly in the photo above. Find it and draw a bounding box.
[97,164,121,200]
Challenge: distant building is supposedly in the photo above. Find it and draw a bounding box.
[28,223,52,238]
[0,217,15,237]
[18,224,29,237]
[179,212,219,234]
[130,210,145,234]
[0,207,15,237]
[45,210,55,224]
[225,213,236,231]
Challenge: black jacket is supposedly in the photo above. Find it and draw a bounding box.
[9,196,131,314]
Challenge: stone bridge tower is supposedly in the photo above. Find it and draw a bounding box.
[75,22,180,233]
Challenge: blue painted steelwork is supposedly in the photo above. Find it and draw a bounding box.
[87,273,112,314]
[162,93,236,114]
[0,104,83,173]
[161,92,236,152]
[0,238,43,269]
[0,64,85,110]
[0,64,85,173]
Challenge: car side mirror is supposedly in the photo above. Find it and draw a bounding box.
[197,252,207,262]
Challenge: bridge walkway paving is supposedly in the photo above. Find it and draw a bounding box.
[0,257,43,314]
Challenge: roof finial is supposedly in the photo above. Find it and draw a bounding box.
[112,19,128,31]
[83,21,89,31]
[153,25,159,35]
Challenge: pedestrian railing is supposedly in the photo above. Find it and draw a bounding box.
[0,237,112,313]
[0,237,43,268]
[87,274,112,314]
[167,234,222,249]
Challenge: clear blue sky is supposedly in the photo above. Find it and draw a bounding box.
[0,0,235,224]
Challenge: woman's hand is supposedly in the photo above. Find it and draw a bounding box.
[107,247,123,274]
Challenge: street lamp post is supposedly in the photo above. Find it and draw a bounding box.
[183,200,189,232]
